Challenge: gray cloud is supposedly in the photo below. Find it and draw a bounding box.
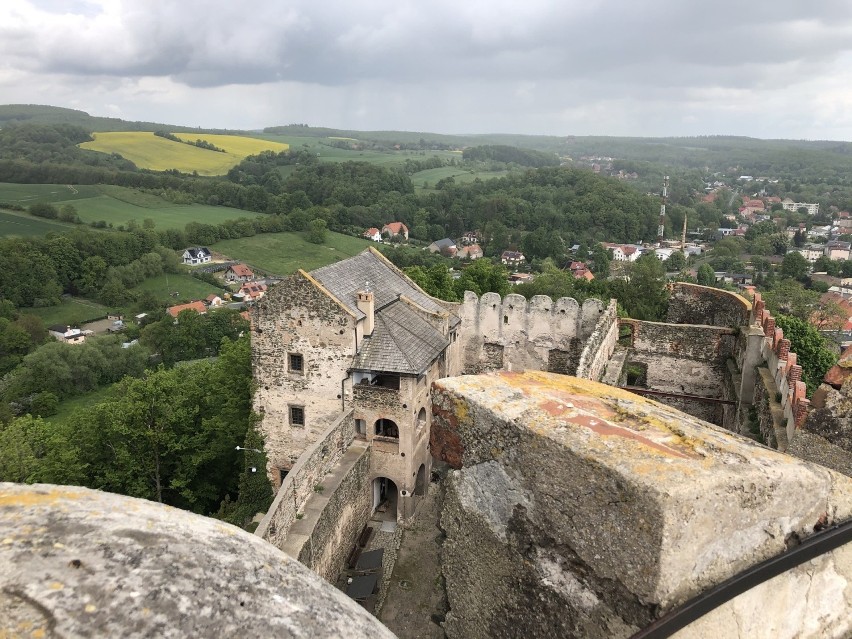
[3,0,852,137]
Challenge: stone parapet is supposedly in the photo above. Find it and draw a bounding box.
[431,371,852,638]
[667,282,752,327]
[575,299,619,381]
[256,409,355,548]
[0,483,395,639]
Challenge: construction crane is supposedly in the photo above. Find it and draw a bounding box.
[657,176,669,246]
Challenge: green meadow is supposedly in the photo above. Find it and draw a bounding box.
[134,273,227,304]
[0,183,261,235]
[27,298,111,327]
[212,231,371,275]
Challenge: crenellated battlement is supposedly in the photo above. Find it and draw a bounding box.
[457,291,614,376]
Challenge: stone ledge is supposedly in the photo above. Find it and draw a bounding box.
[431,371,852,613]
[0,483,395,639]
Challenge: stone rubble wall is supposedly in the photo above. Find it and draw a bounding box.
[575,299,619,381]
[619,319,738,425]
[667,282,752,327]
[256,409,355,548]
[431,371,852,639]
[458,292,607,375]
[296,446,373,582]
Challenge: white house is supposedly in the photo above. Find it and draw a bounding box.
[602,243,641,262]
[182,247,212,265]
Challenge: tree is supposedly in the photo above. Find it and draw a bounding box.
[774,315,837,395]
[609,253,668,320]
[780,251,809,280]
[454,259,508,298]
[664,251,686,272]
[762,279,819,321]
[306,218,327,244]
[697,263,716,287]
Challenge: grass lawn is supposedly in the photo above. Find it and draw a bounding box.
[0,208,78,237]
[46,383,119,427]
[27,298,110,327]
[80,132,288,176]
[212,231,372,275]
[135,272,228,304]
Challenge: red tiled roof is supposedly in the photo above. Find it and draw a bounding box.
[363,227,380,236]
[167,300,208,318]
[228,264,254,278]
[383,222,408,235]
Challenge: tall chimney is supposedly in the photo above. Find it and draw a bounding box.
[356,291,374,336]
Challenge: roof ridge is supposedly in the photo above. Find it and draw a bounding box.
[374,312,417,370]
[381,304,445,367]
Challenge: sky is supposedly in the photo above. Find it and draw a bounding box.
[4,0,852,139]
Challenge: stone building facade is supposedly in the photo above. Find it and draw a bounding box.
[253,248,463,520]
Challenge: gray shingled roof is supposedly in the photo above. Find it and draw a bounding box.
[352,300,449,374]
[310,250,454,322]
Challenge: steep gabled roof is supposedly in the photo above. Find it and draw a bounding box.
[310,249,449,322]
[228,264,254,277]
[352,300,449,374]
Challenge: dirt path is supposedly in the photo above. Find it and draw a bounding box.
[378,477,447,639]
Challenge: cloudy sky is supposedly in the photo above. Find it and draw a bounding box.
[4,0,852,139]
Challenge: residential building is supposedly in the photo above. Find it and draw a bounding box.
[569,261,594,280]
[461,231,480,245]
[239,282,268,302]
[362,228,382,242]
[500,250,526,266]
[48,325,86,345]
[825,241,852,261]
[182,247,212,265]
[653,247,674,261]
[381,222,409,241]
[792,245,824,263]
[205,294,224,308]
[225,264,255,282]
[428,238,457,256]
[458,244,483,260]
[602,243,641,262]
[781,198,820,216]
[167,300,208,318]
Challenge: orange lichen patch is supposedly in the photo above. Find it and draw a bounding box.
[565,413,700,460]
[0,487,83,508]
[487,370,703,459]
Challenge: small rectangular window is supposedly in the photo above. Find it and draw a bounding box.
[288,353,304,372]
[290,405,305,427]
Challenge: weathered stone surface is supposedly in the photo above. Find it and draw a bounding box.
[432,371,852,638]
[0,483,396,639]
[666,282,751,328]
[805,378,852,455]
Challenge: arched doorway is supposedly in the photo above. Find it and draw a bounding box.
[372,477,398,520]
[375,418,399,438]
[414,464,427,496]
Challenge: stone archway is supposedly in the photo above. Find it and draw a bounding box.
[375,418,399,438]
[372,477,398,520]
[414,464,427,496]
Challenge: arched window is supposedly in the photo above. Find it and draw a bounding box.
[375,418,399,438]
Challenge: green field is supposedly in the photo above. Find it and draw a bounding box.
[27,298,110,327]
[212,231,372,275]
[412,166,512,189]
[80,132,289,175]
[0,183,262,235]
[135,272,228,304]
[0,208,78,237]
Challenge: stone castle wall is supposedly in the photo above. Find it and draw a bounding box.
[458,291,614,377]
[575,298,619,381]
[667,282,752,327]
[620,319,738,424]
[296,446,373,582]
[252,271,357,481]
[431,371,852,639]
[256,409,356,549]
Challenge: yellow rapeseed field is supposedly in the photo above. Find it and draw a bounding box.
[80,132,289,176]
